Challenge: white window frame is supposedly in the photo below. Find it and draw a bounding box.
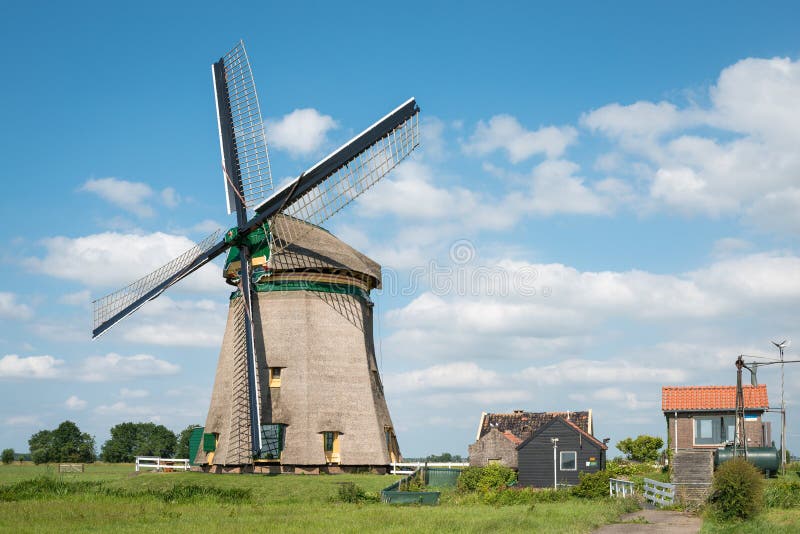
[693,415,736,446]
[559,451,577,471]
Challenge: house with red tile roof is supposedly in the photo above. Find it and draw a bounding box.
[662,385,772,452]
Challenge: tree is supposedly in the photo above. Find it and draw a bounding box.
[28,421,96,464]
[101,422,177,462]
[425,452,464,462]
[616,435,664,463]
[1,448,14,464]
[176,425,202,459]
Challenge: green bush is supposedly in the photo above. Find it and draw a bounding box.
[764,479,800,509]
[708,458,764,521]
[1,449,14,465]
[606,459,659,478]
[334,482,378,504]
[399,471,426,492]
[457,464,517,493]
[572,470,611,499]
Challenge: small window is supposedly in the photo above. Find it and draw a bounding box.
[694,416,736,445]
[323,431,340,463]
[258,424,285,460]
[203,433,217,452]
[560,451,577,471]
[269,367,282,387]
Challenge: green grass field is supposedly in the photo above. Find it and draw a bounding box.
[0,463,634,533]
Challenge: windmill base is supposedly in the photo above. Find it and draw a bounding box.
[192,464,390,475]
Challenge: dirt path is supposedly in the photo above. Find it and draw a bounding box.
[593,509,702,533]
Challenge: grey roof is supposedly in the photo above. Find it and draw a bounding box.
[269,215,382,289]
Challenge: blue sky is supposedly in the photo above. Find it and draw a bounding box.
[1,1,799,458]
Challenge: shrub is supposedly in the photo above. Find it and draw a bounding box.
[571,470,611,499]
[764,479,800,509]
[456,464,517,493]
[616,435,663,463]
[1,449,14,465]
[708,458,764,521]
[334,482,378,503]
[399,471,426,492]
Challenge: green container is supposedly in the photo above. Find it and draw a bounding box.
[380,491,440,505]
[714,446,780,474]
[188,427,204,466]
[425,467,461,488]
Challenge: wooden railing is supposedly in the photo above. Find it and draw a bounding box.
[134,456,190,472]
[608,478,635,497]
[390,462,469,475]
[643,477,675,506]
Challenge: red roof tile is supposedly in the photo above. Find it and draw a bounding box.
[662,385,769,411]
[502,431,522,445]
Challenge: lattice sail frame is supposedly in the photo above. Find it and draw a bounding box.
[217,41,273,213]
[270,110,420,252]
[92,229,222,332]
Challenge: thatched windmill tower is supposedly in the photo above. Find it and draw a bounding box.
[201,216,401,473]
[90,41,417,473]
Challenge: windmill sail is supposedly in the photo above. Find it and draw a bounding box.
[92,229,225,338]
[250,98,420,254]
[213,40,273,214]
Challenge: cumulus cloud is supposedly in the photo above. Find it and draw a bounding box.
[65,395,87,410]
[115,297,227,347]
[26,232,224,292]
[78,353,180,382]
[81,178,181,217]
[463,115,577,162]
[521,359,687,385]
[0,354,63,379]
[120,388,150,399]
[582,57,800,229]
[0,292,33,320]
[267,108,337,156]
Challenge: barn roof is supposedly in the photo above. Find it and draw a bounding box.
[477,410,592,441]
[661,385,769,412]
[516,416,607,451]
[269,215,382,289]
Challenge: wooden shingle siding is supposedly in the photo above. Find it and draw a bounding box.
[517,418,605,488]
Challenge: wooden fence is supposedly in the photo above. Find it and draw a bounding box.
[643,477,675,506]
[134,456,190,472]
[608,478,635,497]
[390,462,469,475]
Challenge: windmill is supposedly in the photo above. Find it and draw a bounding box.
[92,41,419,470]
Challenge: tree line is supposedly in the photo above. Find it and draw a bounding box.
[4,420,203,464]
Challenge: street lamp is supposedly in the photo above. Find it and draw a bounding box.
[772,340,789,475]
[551,437,559,489]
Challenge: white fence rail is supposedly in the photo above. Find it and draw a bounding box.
[135,456,190,472]
[609,478,635,497]
[643,477,675,506]
[390,462,469,475]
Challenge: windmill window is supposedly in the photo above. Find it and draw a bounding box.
[560,451,577,471]
[259,424,285,460]
[269,367,282,387]
[323,431,340,463]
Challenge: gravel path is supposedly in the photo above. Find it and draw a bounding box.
[593,509,702,533]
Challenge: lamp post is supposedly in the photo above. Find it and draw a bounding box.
[772,340,788,475]
[551,437,559,489]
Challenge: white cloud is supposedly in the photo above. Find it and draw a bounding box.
[464,115,577,162]
[26,232,223,292]
[582,57,800,229]
[5,415,42,426]
[521,359,687,385]
[387,362,501,392]
[58,290,91,306]
[78,353,180,382]
[0,354,63,379]
[116,297,227,347]
[267,108,337,156]
[0,292,33,320]
[527,159,613,216]
[711,237,752,259]
[65,395,87,410]
[160,187,180,208]
[120,388,150,399]
[81,178,155,217]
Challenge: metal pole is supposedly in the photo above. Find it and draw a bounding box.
[780,344,786,475]
[551,437,559,489]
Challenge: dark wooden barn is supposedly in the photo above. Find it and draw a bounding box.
[517,417,607,488]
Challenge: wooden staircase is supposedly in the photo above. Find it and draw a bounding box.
[672,449,713,504]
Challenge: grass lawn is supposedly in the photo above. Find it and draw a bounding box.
[0,463,635,533]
